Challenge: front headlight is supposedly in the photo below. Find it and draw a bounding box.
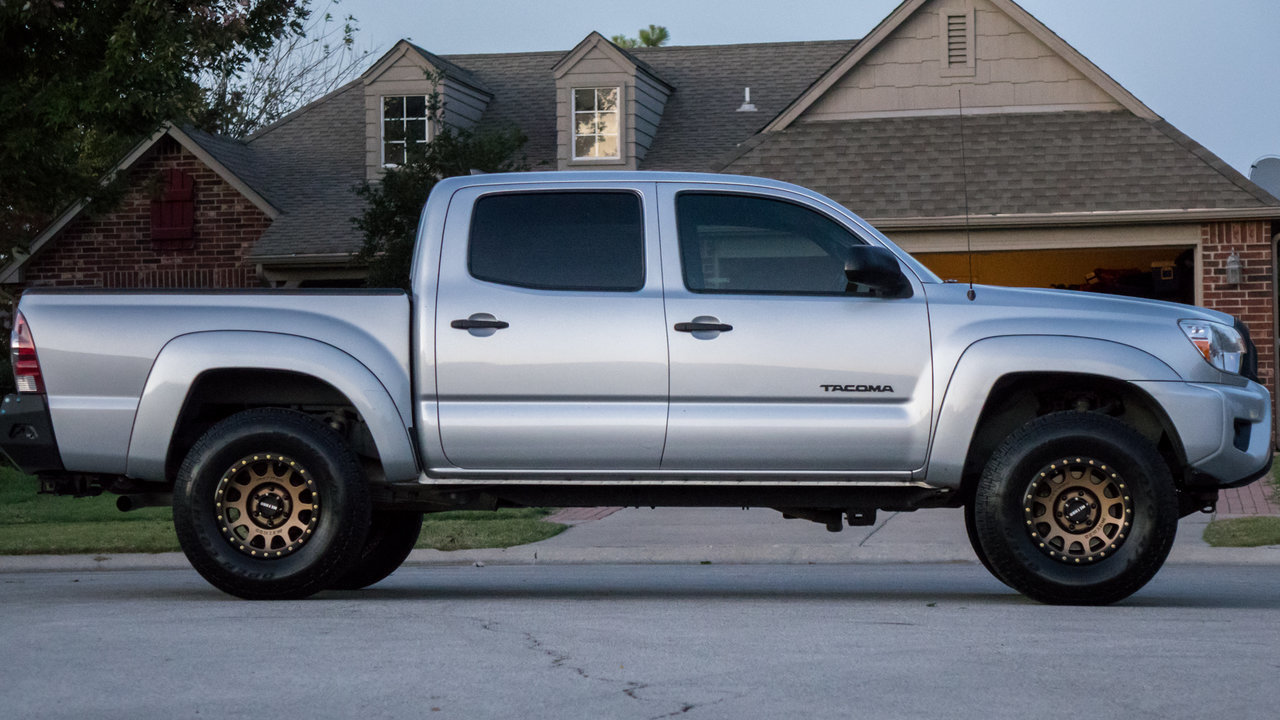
[1179,319,1246,374]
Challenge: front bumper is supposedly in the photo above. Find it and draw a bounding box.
[1135,379,1272,487]
[0,393,64,475]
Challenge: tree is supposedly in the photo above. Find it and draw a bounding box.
[354,76,528,290]
[611,24,670,49]
[0,1,310,248]
[197,0,372,138]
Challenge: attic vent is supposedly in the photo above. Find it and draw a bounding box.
[946,15,968,66]
[939,9,975,76]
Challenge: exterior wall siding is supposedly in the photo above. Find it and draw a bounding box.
[19,138,266,290]
[632,72,670,161]
[802,0,1122,121]
[364,52,438,179]
[555,47,634,170]
[443,81,490,129]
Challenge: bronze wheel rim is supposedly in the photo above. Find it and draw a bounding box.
[215,453,319,558]
[1023,456,1132,564]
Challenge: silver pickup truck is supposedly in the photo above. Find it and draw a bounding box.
[1,172,1271,604]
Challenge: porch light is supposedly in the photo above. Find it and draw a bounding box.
[1226,250,1243,285]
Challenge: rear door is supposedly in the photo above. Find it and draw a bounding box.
[657,184,933,472]
[434,183,669,470]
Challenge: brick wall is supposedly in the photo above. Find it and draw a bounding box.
[1201,220,1275,444]
[19,137,269,289]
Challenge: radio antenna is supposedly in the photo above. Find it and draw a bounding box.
[957,89,976,301]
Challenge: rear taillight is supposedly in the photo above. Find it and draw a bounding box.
[11,311,44,394]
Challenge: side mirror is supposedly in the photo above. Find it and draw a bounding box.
[844,245,912,298]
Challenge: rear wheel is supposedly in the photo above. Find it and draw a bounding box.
[972,412,1178,605]
[329,510,423,590]
[174,408,370,600]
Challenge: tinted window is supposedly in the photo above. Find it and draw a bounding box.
[469,192,644,291]
[677,193,862,295]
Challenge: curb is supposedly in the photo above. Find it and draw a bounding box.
[4,542,1280,574]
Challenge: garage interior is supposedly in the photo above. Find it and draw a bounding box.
[913,246,1196,304]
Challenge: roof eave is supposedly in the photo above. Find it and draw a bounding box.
[247,252,358,266]
[872,207,1280,231]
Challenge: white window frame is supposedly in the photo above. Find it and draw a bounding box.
[380,94,431,167]
[571,86,622,161]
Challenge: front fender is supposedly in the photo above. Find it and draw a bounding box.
[923,335,1181,490]
[126,331,418,482]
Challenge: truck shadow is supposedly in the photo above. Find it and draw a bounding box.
[305,563,1280,609]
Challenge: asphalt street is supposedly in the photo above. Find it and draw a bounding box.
[3,562,1279,720]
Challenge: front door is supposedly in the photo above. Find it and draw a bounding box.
[657,184,933,473]
[434,184,669,470]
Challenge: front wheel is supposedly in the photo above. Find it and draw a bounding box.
[972,412,1178,605]
[173,409,371,600]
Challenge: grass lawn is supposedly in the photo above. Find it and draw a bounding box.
[1203,516,1280,548]
[0,467,564,555]
[1201,462,1280,548]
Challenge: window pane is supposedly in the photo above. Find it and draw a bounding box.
[406,118,426,143]
[575,135,596,158]
[574,88,595,111]
[469,192,644,291]
[595,134,619,158]
[383,142,405,166]
[676,193,861,294]
[575,112,597,137]
[597,88,619,111]
[384,119,405,142]
[598,111,619,136]
[405,95,426,117]
[383,96,405,119]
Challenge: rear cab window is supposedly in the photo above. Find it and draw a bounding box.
[468,191,645,291]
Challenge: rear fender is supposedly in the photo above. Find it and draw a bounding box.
[126,331,418,482]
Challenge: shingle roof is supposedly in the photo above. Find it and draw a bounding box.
[181,40,1273,261]
[627,41,853,171]
[719,111,1279,218]
[407,42,492,95]
[243,82,368,256]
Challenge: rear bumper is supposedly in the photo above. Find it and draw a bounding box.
[0,394,64,475]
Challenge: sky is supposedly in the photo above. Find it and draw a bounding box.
[331,0,1280,176]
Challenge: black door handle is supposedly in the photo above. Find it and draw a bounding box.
[674,322,733,333]
[451,318,510,330]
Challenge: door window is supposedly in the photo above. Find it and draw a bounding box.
[676,192,864,295]
[468,191,644,291]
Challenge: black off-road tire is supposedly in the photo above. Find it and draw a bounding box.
[964,500,1009,588]
[328,510,423,590]
[972,412,1178,605]
[173,408,371,600]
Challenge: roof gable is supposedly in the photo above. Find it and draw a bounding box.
[362,40,492,96]
[1,124,277,283]
[765,0,1157,130]
[552,31,672,90]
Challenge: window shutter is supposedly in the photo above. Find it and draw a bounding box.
[150,169,195,248]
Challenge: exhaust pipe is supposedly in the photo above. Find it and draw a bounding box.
[116,493,173,512]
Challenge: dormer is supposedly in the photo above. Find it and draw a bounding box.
[553,32,673,171]
[361,40,493,179]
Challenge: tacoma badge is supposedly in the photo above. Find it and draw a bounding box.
[820,384,895,393]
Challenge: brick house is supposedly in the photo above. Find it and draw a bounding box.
[5,0,1278,392]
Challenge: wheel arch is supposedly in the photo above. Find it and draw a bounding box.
[925,335,1186,494]
[126,331,419,483]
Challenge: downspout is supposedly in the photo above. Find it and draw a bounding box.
[1272,230,1279,451]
